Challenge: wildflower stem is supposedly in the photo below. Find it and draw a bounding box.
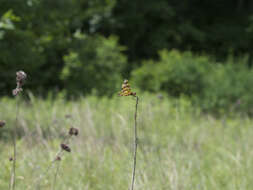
[130,96,139,190]
[10,96,20,190]
[35,149,63,189]
[51,161,61,190]
[34,135,72,189]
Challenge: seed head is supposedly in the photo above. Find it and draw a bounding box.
[13,70,27,96]
[61,143,71,152]
[69,127,79,136]
[0,120,6,128]
[16,71,27,84]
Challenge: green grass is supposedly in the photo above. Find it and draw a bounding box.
[1,93,253,189]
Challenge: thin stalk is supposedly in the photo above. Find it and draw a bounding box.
[35,135,71,189]
[51,161,61,190]
[10,96,20,190]
[130,96,139,190]
[34,150,63,190]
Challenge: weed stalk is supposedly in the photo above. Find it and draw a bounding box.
[119,79,139,190]
[35,127,78,189]
[10,71,26,190]
[130,96,139,190]
[10,97,20,190]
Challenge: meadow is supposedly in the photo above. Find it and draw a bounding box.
[1,93,253,190]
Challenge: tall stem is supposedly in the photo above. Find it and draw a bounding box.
[51,161,61,190]
[130,96,139,190]
[34,135,71,189]
[10,96,20,190]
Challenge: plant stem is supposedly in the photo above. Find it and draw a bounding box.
[51,161,61,190]
[35,135,71,189]
[10,96,20,190]
[35,149,63,189]
[130,96,139,190]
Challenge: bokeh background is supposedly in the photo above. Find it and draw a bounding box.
[2,1,253,190]
[1,0,253,113]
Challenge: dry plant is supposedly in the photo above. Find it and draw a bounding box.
[9,71,27,190]
[119,79,139,190]
[0,120,6,128]
[35,127,79,189]
[5,71,79,190]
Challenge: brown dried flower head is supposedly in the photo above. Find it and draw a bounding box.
[69,127,79,136]
[13,70,27,96]
[0,120,6,128]
[16,71,27,84]
[61,143,71,152]
[119,79,136,97]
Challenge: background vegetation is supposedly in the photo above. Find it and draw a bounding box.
[2,1,253,189]
[2,95,253,190]
[1,0,253,113]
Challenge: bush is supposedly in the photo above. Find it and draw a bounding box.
[61,35,127,96]
[197,62,253,114]
[131,50,210,96]
[0,1,117,97]
[131,50,253,114]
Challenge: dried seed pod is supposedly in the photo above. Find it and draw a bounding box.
[61,144,71,152]
[69,127,79,136]
[13,70,27,96]
[16,71,27,83]
[0,120,6,128]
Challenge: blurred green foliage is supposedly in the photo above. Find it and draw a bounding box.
[198,61,253,114]
[1,0,253,113]
[132,50,209,96]
[132,50,253,114]
[107,0,253,62]
[61,35,127,96]
[0,0,118,96]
